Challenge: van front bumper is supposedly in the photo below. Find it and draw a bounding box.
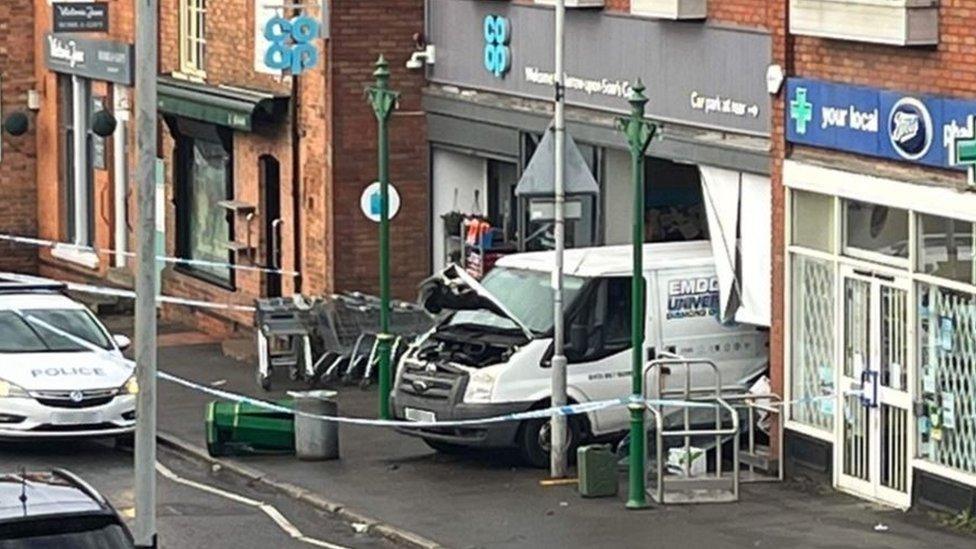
[391,393,532,448]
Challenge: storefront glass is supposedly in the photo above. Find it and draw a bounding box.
[176,134,233,286]
[791,190,833,252]
[844,199,909,260]
[918,283,976,475]
[790,254,835,431]
[917,214,976,285]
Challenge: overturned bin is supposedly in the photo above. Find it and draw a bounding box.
[288,390,340,461]
[206,400,295,457]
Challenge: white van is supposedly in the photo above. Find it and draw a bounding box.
[391,241,768,467]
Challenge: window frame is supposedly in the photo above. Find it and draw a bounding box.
[179,0,207,79]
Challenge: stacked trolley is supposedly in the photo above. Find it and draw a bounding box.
[255,292,433,391]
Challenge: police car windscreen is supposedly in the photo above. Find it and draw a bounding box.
[0,310,111,353]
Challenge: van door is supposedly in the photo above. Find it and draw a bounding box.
[655,268,767,395]
[566,276,638,434]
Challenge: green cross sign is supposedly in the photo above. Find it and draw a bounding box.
[950,115,976,187]
[790,87,813,135]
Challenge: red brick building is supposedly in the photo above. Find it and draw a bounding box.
[773,1,976,513]
[29,0,429,334]
[0,0,37,273]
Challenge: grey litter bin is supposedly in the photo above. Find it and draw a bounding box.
[288,390,339,460]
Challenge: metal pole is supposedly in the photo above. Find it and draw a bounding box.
[367,56,399,420]
[134,0,158,545]
[549,0,569,479]
[617,81,655,509]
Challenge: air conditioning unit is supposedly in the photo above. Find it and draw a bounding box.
[534,0,606,8]
[631,0,706,19]
[790,0,938,46]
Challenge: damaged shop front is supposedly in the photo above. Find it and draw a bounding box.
[422,0,772,326]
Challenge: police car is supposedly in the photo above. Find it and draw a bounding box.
[0,274,137,439]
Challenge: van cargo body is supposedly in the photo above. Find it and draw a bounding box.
[391,241,768,466]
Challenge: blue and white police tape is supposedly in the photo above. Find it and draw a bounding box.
[2,272,256,313]
[158,370,719,429]
[0,233,299,277]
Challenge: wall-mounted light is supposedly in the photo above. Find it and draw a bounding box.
[91,109,118,138]
[3,112,29,136]
[766,64,785,96]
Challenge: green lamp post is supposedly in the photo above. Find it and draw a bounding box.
[616,79,657,509]
[366,55,400,420]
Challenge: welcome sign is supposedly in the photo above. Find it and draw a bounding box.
[786,77,976,170]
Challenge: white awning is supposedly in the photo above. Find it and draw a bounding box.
[700,166,741,323]
[736,173,771,326]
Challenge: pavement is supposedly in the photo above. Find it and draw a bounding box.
[131,316,976,549]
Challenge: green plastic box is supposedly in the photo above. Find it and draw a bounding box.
[206,399,295,457]
[577,444,618,498]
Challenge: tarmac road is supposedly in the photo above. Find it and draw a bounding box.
[0,437,395,549]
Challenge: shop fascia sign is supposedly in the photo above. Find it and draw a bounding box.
[53,2,109,33]
[44,33,133,85]
[262,12,321,75]
[786,77,976,171]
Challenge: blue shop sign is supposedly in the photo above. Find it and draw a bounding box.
[786,78,976,170]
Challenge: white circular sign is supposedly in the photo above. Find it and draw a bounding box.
[360,181,401,223]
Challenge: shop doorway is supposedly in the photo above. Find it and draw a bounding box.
[260,155,282,298]
[836,266,912,508]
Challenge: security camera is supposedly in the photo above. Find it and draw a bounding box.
[406,45,436,70]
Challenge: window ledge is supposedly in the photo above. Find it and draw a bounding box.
[51,244,100,270]
[790,0,939,46]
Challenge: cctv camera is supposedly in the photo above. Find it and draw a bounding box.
[405,45,436,70]
[406,55,425,70]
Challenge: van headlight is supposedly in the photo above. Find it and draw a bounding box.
[463,365,502,403]
[120,375,139,395]
[0,379,29,399]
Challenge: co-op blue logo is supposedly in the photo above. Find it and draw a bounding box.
[888,97,933,161]
[263,14,320,75]
[483,15,511,79]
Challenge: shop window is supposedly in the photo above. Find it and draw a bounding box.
[174,124,234,287]
[179,0,207,78]
[917,214,976,285]
[644,157,707,243]
[58,75,94,247]
[843,199,909,262]
[790,254,835,432]
[918,284,976,475]
[791,190,834,253]
[486,159,518,246]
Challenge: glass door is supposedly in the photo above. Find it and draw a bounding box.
[836,266,912,508]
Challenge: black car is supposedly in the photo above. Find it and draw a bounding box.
[0,469,133,548]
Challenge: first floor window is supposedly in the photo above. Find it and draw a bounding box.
[59,75,93,246]
[179,0,207,78]
[790,254,836,432]
[918,283,976,475]
[175,124,233,287]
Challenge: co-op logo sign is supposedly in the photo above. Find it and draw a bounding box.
[784,78,966,167]
[483,15,511,79]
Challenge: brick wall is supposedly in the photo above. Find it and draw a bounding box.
[329,0,429,300]
[603,0,771,28]
[0,0,36,273]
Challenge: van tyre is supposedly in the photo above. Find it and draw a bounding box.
[517,416,582,469]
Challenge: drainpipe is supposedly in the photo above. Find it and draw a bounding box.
[291,73,303,294]
[113,86,129,268]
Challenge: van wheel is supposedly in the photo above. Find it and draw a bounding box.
[517,416,582,469]
[423,439,469,455]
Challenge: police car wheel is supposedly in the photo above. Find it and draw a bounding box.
[518,417,581,469]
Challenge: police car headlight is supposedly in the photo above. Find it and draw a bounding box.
[463,365,502,403]
[120,375,139,395]
[0,379,29,399]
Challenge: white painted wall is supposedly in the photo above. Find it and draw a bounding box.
[431,149,486,271]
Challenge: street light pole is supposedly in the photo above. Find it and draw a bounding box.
[367,56,399,420]
[133,0,158,545]
[617,80,656,509]
[549,0,569,481]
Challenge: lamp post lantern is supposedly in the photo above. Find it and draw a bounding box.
[366,55,400,420]
[616,79,656,509]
